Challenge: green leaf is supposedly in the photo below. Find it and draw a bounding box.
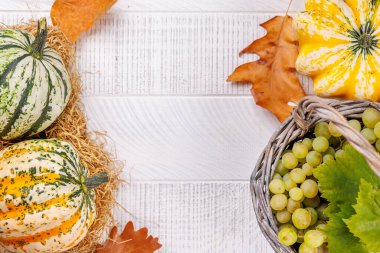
[314,146,380,206]
[314,146,380,253]
[346,179,380,252]
[325,203,366,253]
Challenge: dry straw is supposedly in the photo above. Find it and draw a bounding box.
[251,96,380,253]
[0,22,123,252]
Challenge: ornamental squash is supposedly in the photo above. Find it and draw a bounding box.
[293,0,380,101]
[0,18,71,140]
[0,139,108,253]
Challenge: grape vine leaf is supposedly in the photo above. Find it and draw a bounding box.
[346,180,380,252]
[51,0,117,42]
[96,222,162,253]
[314,146,380,253]
[314,146,380,206]
[227,16,305,122]
[324,203,366,253]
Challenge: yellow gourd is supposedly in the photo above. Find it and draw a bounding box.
[293,0,380,101]
[0,139,108,253]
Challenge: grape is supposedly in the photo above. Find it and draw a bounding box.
[375,122,380,138]
[306,151,322,167]
[292,208,312,229]
[276,210,291,223]
[306,207,318,226]
[282,153,298,169]
[316,225,328,242]
[299,243,317,253]
[284,179,297,191]
[328,122,342,137]
[302,163,313,176]
[312,136,329,153]
[301,180,319,198]
[283,173,290,181]
[272,173,283,180]
[287,198,302,213]
[311,220,325,229]
[290,168,306,184]
[325,146,335,156]
[302,138,313,150]
[297,229,305,243]
[269,179,285,194]
[316,223,327,232]
[314,122,331,139]
[342,141,353,150]
[318,182,323,193]
[293,142,309,159]
[303,196,320,208]
[335,149,345,159]
[304,230,324,248]
[278,224,297,233]
[316,203,328,221]
[348,119,362,132]
[270,194,288,211]
[276,161,289,176]
[361,128,377,144]
[278,227,297,246]
[323,154,334,163]
[362,107,380,128]
[289,187,304,201]
[376,139,380,152]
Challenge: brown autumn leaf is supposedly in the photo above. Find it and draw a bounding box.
[50,0,117,43]
[96,222,162,253]
[227,15,305,122]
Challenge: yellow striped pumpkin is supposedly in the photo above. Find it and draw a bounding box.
[0,139,108,253]
[294,0,380,101]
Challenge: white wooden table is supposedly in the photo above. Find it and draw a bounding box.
[3,1,308,252]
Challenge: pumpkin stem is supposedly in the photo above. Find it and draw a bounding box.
[30,18,48,58]
[86,172,109,190]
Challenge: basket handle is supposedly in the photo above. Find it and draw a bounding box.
[293,96,380,178]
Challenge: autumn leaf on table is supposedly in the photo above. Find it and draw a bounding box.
[227,16,305,122]
[96,222,162,253]
[51,0,117,43]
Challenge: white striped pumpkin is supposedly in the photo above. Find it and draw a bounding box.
[0,18,71,140]
[0,139,108,253]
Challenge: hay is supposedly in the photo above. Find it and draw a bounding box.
[0,22,122,252]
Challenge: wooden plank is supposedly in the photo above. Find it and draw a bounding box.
[0,12,313,96]
[84,96,280,180]
[113,181,274,253]
[75,13,312,96]
[77,13,264,96]
[1,0,304,13]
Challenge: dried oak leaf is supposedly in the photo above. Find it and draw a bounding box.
[51,0,117,43]
[96,222,162,253]
[227,15,305,122]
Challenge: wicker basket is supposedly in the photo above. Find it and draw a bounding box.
[250,96,380,253]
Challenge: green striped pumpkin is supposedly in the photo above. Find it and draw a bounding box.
[0,139,108,253]
[0,18,71,140]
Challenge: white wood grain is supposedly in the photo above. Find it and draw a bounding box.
[114,182,274,253]
[77,13,261,96]
[77,13,312,96]
[0,11,312,96]
[84,96,279,180]
[1,0,304,13]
